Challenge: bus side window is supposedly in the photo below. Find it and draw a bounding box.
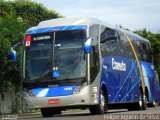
[90,46,99,79]
[135,40,142,60]
[118,32,128,57]
[118,32,134,58]
[100,26,118,57]
[130,37,141,60]
[89,24,100,83]
[141,42,148,61]
[146,43,153,62]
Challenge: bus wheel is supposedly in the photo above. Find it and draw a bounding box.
[148,100,158,107]
[128,90,147,111]
[137,90,147,110]
[41,108,53,117]
[41,108,61,117]
[89,90,108,114]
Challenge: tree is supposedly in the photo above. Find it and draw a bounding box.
[10,0,62,26]
[0,0,62,92]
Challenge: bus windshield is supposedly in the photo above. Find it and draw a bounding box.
[24,30,86,82]
[54,30,86,80]
[24,33,53,81]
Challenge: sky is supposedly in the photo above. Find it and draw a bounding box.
[34,0,160,33]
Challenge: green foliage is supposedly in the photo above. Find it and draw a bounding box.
[0,0,12,17]
[10,0,62,26]
[0,0,62,92]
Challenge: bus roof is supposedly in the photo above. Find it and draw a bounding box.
[38,17,114,29]
[116,27,149,43]
[26,17,114,32]
[26,17,149,43]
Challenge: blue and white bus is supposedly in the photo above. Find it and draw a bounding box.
[10,18,160,117]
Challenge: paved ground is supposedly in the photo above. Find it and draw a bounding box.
[2,106,160,120]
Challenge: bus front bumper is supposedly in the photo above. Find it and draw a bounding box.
[22,86,99,109]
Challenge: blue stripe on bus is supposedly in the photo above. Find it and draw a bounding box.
[26,25,87,35]
[31,86,76,97]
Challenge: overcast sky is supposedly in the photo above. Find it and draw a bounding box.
[34,0,160,33]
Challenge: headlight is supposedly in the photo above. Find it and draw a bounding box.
[73,82,87,94]
[24,88,35,97]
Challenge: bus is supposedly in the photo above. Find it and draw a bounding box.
[10,18,160,117]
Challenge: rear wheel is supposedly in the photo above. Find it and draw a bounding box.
[128,90,147,111]
[89,90,108,114]
[142,93,147,110]
[148,100,158,107]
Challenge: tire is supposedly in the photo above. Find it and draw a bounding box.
[148,100,158,107]
[128,90,147,111]
[89,90,108,115]
[142,93,147,110]
[136,90,147,110]
[41,108,53,117]
[41,108,61,117]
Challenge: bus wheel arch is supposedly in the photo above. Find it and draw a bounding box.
[89,83,108,114]
[101,83,108,111]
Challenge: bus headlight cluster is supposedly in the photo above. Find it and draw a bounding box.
[73,82,87,94]
[24,88,35,97]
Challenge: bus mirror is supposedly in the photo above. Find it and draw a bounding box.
[84,38,92,53]
[9,47,17,62]
[9,42,22,62]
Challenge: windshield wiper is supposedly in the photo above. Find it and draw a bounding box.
[30,70,50,81]
[57,79,80,85]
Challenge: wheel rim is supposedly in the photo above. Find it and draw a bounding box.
[100,92,105,111]
[153,101,156,106]
[139,93,142,107]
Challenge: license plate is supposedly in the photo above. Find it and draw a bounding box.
[48,99,60,104]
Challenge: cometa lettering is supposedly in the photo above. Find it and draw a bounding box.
[112,58,126,71]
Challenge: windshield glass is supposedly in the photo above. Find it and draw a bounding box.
[24,30,86,82]
[24,33,53,81]
[54,30,86,80]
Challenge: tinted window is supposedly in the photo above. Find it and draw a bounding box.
[117,31,134,58]
[54,30,86,80]
[100,26,118,57]
[89,25,100,82]
[25,33,53,81]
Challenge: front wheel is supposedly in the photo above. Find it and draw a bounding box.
[41,108,53,117]
[89,91,108,114]
[41,108,61,117]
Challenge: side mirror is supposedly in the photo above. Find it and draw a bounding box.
[9,42,22,62]
[84,38,92,53]
[9,47,17,62]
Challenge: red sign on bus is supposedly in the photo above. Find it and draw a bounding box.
[48,99,60,104]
